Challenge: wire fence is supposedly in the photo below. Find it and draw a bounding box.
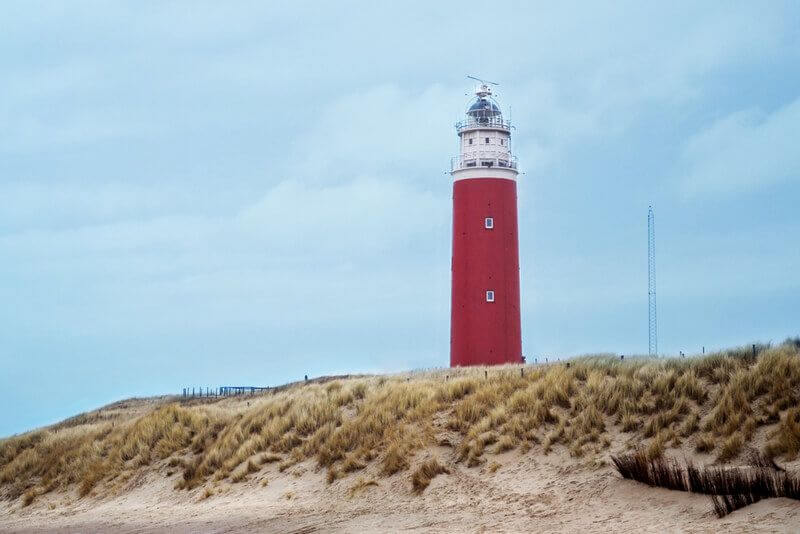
[181,386,272,398]
[177,353,651,399]
[178,346,771,399]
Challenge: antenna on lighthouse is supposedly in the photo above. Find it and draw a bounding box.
[467,75,499,98]
[466,75,499,86]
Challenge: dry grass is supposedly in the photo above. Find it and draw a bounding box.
[1,404,214,501]
[646,431,668,460]
[494,435,516,453]
[717,433,744,462]
[381,443,410,476]
[2,340,799,506]
[22,489,37,507]
[347,477,378,497]
[230,468,249,483]
[765,407,800,460]
[695,434,716,453]
[411,458,449,494]
[258,453,282,465]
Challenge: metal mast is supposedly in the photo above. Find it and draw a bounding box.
[648,206,658,356]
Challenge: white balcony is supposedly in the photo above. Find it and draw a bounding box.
[451,155,518,172]
[455,117,512,133]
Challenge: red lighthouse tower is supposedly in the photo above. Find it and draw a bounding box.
[450,79,522,367]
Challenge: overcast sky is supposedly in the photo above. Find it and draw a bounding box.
[2,1,799,437]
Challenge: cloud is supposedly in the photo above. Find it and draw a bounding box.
[287,84,455,184]
[0,182,191,232]
[0,175,449,336]
[680,97,800,195]
[237,177,445,254]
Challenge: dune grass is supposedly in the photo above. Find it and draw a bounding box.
[411,458,449,494]
[2,340,799,506]
[348,477,378,497]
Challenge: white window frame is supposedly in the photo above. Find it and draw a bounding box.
[485,217,494,229]
[486,290,495,302]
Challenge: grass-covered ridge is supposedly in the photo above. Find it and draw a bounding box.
[2,340,800,507]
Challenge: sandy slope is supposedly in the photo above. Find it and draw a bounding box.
[2,446,799,533]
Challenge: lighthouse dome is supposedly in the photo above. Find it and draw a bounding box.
[467,98,502,122]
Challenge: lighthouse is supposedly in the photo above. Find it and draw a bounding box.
[450,79,522,367]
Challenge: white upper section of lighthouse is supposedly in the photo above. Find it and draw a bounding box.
[451,82,518,181]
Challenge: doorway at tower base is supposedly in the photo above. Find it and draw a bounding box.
[450,177,522,367]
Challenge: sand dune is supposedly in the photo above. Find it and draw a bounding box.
[3,343,800,532]
[2,444,799,533]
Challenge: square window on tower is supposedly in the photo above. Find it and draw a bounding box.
[485,137,490,144]
[485,217,494,229]
[486,290,495,302]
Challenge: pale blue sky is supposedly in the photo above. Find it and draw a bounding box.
[2,2,799,436]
